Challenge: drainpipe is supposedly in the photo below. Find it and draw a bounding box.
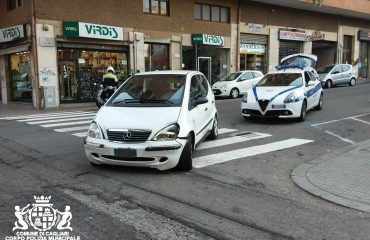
[31,0,41,109]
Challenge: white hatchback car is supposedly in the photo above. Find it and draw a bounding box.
[211,71,263,99]
[85,70,218,171]
[317,64,357,88]
[241,68,323,121]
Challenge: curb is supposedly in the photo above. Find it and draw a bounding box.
[291,141,370,213]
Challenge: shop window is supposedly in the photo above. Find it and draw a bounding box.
[343,35,353,64]
[279,41,303,62]
[7,0,23,10]
[144,43,169,72]
[194,3,229,23]
[57,50,128,102]
[9,52,32,102]
[143,0,169,16]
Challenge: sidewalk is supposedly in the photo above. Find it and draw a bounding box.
[292,139,370,213]
[0,102,96,118]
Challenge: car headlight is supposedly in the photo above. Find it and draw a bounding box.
[88,122,103,139]
[242,93,248,103]
[152,124,180,141]
[284,92,296,103]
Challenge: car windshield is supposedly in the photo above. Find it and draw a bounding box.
[221,72,242,81]
[256,73,303,87]
[108,74,186,107]
[317,65,335,74]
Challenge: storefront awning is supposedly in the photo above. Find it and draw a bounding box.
[0,43,30,55]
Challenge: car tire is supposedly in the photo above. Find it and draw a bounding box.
[207,116,218,140]
[176,136,193,171]
[230,88,239,99]
[325,80,333,89]
[349,78,356,86]
[314,93,323,110]
[298,100,307,122]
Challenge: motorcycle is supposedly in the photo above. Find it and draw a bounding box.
[96,83,116,108]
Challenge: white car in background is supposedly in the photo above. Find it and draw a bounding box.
[212,70,263,99]
[84,70,218,171]
[241,68,323,121]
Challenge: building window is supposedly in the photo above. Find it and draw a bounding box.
[7,0,23,10]
[144,43,169,71]
[194,3,229,23]
[143,0,169,16]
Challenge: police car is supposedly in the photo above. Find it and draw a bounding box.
[241,66,323,121]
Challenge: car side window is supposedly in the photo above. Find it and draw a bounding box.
[307,71,315,81]
[198,75,209,96]
[253,72,262,78]
[341,65,350,72]
[304,72,311,85]
[189,75,207,110]
[332,65,342,74]
[240,72,254,81]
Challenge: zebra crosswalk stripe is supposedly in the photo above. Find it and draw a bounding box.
[40,120,92,128]
[54,126,90,133]
[0,111,91,120]
[27,116,95,125]
[193,138,314,168]
[18,113,96,122]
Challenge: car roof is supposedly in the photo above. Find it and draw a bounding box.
[135,70,201,76]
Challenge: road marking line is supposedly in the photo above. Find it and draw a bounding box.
[349,117,370,126]
[0,111,90,120]
[27,116,94,125]
[193,138,314,168]
[312,113,370,126]
[18,113,96,122]
[218,128,237,134]
[197,132,271,150]
[72,132,88,137]
[323,130,356,145]
[55,126,90,132]
[41,120,92,128]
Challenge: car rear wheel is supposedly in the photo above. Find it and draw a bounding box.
[230,88,239,99]
[325,80,333,89]
[298,100,307,122]
[176,136,193,171]
[349,78,356,86]
[207,116,218,140]
[314,93,323,110]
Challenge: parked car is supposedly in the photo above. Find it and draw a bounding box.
[241,67,323,121]
[211,70,263,99]
[85,70,218,171]
[317,64,357,88]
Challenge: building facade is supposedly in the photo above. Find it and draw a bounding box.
[1,0,370,109]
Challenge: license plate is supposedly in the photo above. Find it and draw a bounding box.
[272,104,286,109]
[114,148,137,158]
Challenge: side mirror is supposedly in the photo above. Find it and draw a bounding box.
[195,96,208,106]
[307,81,316,87]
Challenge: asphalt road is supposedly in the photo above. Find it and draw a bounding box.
[1,81,370,240]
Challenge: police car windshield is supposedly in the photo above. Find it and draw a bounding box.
[257,73,303,87]
[108,75,186,107]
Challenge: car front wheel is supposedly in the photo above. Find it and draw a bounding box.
[298,101,307,122]
[349,78,356,86]
[230,88,239,99]
[325,80,332,89]
[207,116,218,140]
[314,93,323,110]
[176,136,193,171]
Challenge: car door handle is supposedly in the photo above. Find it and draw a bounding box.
[205,107,208,111]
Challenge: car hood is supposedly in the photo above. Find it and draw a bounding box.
[212,81,232,88]
[94,106,181,133]
[251,86,299,100]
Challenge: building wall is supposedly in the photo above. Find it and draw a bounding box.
[0,0,32,28]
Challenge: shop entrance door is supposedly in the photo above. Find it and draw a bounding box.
[197,57,212,83]
[58,61,77,101]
